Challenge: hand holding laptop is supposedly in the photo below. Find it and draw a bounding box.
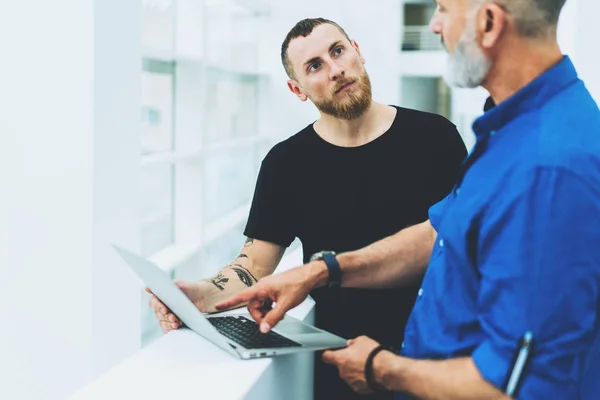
[146,281,202,333]
[216,261,327,333]
[147,278,250,334]
[115,245,346,358]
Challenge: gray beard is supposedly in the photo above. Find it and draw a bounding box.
[443,22,492,88]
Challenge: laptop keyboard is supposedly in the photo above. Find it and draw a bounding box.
[207,316,302,349]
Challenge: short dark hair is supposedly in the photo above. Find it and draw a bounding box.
[280,18,352,80]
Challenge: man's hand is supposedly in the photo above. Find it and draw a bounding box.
[215,263,325,333]
[146,280,219,334]
[323,336,382,395]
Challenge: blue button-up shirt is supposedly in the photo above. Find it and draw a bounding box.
[398,57,600,399]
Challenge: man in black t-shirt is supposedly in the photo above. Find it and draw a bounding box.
[148,18,467,400]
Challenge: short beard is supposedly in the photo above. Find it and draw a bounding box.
[443,15,492,88]
[312,70,373,120]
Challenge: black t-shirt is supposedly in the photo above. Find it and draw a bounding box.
[244,106,466,398]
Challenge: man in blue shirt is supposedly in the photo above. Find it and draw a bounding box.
[217,0,600,398]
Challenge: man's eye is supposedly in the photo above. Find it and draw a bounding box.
[334,47,343,55]
[309,62,321,72]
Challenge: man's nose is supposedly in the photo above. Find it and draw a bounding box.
[328,61,345,81]
[429,11,442,34]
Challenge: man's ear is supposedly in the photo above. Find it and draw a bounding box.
[287,79,308,102]
[351,39,365,64]
[479,3,507,49]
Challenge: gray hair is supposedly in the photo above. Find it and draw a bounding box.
[471,0,567,38]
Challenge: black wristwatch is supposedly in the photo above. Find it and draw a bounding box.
[309,250,341,289]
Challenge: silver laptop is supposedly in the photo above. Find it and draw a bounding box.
[113,245,347,359]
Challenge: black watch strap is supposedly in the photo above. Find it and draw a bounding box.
[322,252,341,289]
[365,345,393,392]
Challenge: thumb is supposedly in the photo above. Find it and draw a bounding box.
[260,303,287,333]
[322,350,337,365]
[174,280,188,291]
[173,280,196,298]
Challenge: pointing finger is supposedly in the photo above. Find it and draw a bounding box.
[215,287,266,310]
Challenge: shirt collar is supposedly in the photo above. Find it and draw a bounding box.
[472,56,579,138]
[483,96,496,112]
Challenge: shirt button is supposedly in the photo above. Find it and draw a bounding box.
[401,341,405,349]
[418,288,424,297]
[455,187,461,196]
[439,239,444,248]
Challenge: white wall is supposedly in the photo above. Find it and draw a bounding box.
[559,0,599,102]
[0,1,141,399]
[571,0,600,102]
[450,87,489,151]
[92,0,143,378]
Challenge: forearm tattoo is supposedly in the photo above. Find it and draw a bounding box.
[244,237,254,247]
[231,264,258,287]
[208,272,229,291]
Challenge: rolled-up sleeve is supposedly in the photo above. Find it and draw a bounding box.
[471,166,600,396]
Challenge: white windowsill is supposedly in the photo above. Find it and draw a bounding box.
[70,247,311,400]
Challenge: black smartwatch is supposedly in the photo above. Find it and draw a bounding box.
[309,250,341,289]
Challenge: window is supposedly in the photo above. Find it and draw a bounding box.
[140,0,271,345]
[141,60,175,257]
[402,3,442,51]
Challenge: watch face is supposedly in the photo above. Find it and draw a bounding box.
[309,252,324,262]
[309,250,335,262]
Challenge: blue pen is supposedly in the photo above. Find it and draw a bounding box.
[505,331,534,397]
